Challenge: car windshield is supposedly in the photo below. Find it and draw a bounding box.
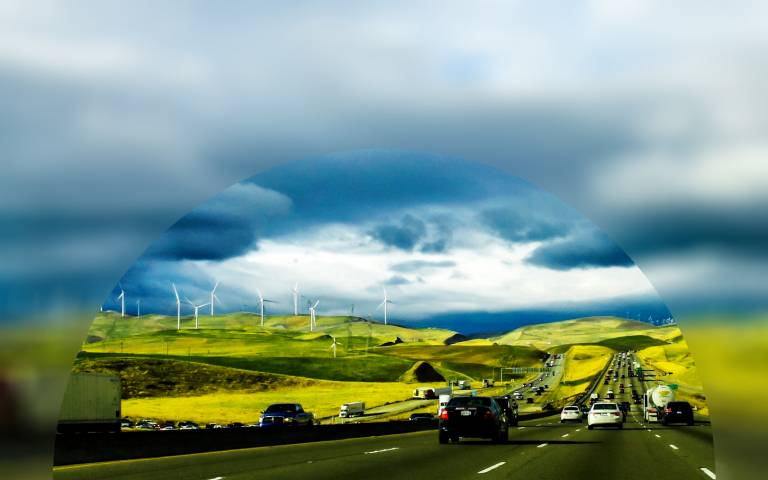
[449,397,491,407]
[592,403,618,411]
[265,404,298,413]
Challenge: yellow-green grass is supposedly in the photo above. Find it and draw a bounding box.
[372,344,543,368]
[551,345,613,406]
[636,338,708,415]
[122,381,418,425]
[493,316,681,350]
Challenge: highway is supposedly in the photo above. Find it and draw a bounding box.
[53,353,715,479]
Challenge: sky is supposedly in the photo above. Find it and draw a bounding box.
[105,152,670,333]
[1,1,766,325]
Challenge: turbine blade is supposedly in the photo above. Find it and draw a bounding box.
[212,280,219,293]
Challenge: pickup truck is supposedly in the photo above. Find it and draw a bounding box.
[259,403,314,427]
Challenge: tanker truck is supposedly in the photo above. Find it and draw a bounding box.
[643,384,675,423]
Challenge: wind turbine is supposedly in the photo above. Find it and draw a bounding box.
[117,284,125,317]
[210,281,221,316]
[330,335,338,358]
[256,288,276,327]
[172,283,182,330]
[185,297,210,329]
[308,300,319,332]
[377,287,392,325]
[292,283,299,316]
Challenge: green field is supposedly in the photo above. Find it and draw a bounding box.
[73,312,704,423]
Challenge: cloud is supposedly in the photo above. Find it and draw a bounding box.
[369,214,427,251]
[384,275,412,286]
[390,260,456,273]
[144,183,291,261]
[481,207,571,243]
[527,229,634,270]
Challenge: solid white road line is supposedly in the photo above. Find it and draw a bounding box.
[478,462,506,474]
[669,444,679,450]
[700,467,716,479]
[364,447,400,455]
[537,443,548,448]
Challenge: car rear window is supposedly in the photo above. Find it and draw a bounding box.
[668,402,692,410]
[564,406,579,411]
[592,403,618,411]
[448,397,491,407]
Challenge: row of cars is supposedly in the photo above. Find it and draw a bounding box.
[122,403,316,431]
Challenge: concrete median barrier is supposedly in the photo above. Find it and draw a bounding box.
[54,421,437,466]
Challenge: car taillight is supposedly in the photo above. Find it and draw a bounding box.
[439,409,449,420]
[484,410,495,420]
[614,412,621,416]
[665,407,672,413]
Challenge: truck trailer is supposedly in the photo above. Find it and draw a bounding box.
[643,384,675,423]
[339,401,365,418]
[58,373,121,433]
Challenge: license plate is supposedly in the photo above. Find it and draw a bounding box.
[461,410,472,416]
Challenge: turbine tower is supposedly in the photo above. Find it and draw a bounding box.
[136,299,141,317]
[210,281,221,316]
[292,283,299,316]
[172,283,181,330]
[330,336,338,358]
[308,300,319,332]
[256,288,276,327]
[377,287,392,325]
[185,297,210,329]
[117,284,125,317]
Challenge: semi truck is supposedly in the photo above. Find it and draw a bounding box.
[643,384,675,423]
[57,373,121,433]
[339,401,365,418]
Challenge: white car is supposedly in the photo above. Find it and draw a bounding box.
[560,405,581,423]
[588,403,623,429]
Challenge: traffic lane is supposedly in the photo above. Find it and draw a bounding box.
[52,416,568,480]
[494,422,697,479]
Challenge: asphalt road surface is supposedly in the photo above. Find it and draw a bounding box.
[54,354,714,480]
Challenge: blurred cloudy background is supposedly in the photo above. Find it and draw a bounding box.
[0,1,766,478]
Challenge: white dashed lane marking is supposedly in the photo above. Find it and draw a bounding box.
[561,434,569,438]
[700,467,716,479]
[537,443,548,448]
[478,462,506,474]
[669,444,679,450]
[364,447,399,455]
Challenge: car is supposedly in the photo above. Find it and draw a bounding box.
[494,396,519,426]
[560,405,582,423]
[579,404,590,419]
[227,422,245,428]
[619,383,624,389]
[259,403,314,427]
[618,402,630,421]
[438,396,508,444]
[205,423,225,429]
[661,401,695,426]
[588,403,623,429]
[136,420,159,430]
[513,392,524,400]
[526,397,534,404]
[120,418,134,428]
[179,421,199,430]
[409,413,436,424]
[606,390,615,400]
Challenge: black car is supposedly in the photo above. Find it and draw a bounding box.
[618,402,630,421]
[409,413,436,425]
[494,395,519,427]
[579,404,590,418]
[439,396,508,444]
[661,401,694,426]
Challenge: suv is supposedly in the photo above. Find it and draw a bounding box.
[661,401,694,426]
[588,403,623,429]
[259,403,314,427]
[438,396,508,444]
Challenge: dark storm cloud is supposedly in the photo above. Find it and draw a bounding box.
[369,214,427,251]
[481,207,571,242]
[143,184,291,261]
[527,229,634,270]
